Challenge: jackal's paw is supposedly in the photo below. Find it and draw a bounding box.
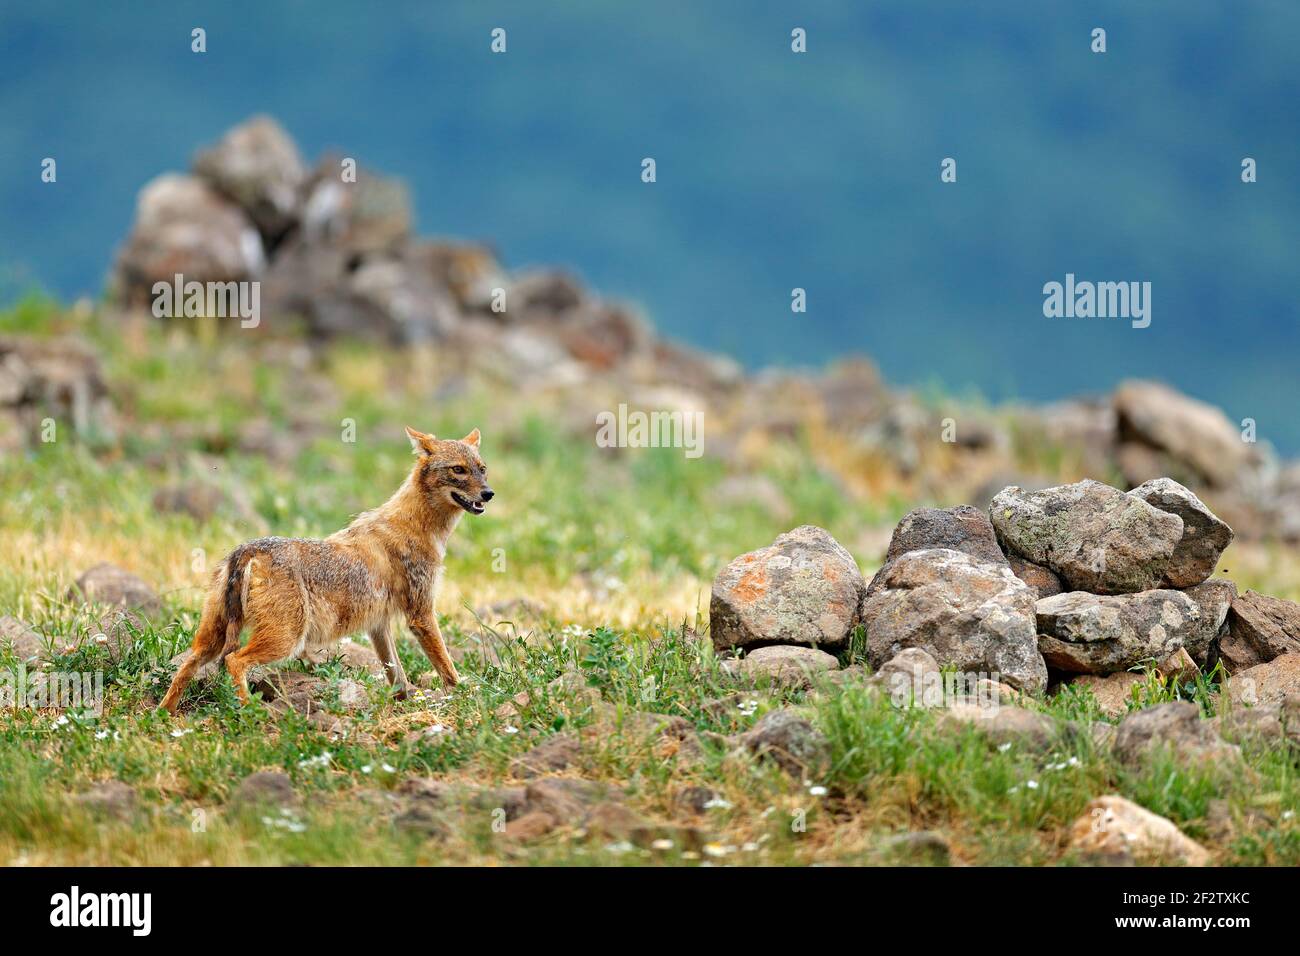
[391,683,411,702]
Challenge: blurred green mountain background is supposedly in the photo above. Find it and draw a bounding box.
[1,0,1296,446]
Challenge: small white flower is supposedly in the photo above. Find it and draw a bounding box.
[650,839,674,851]
[997,742,1012,753]
[703,797,732,810]
[808,785,827,797]
[605,841,634,854]
[503,725,519,735]
[1026,780,1039,790]
[170,727,192,738]
[702,842,730,858]
[95,730,110,740]
[361,765,373,774]
[742,842,760,852]
[381,763,396,773]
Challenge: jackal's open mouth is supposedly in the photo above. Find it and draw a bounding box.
[452,491,486,515]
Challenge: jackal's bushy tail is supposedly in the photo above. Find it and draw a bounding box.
[159,550,253,714]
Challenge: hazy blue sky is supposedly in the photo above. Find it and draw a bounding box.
[2,1,1296,446]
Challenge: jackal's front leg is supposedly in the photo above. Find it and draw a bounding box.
[406,615,460,689]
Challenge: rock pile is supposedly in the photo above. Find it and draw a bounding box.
[712,475,1300,712]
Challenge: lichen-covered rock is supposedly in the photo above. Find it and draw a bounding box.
[990,480,1183,594]
[866,505,1006,596]
[1129,478,1234,587]
[1222,591,1300,672]
[1006,555,1063,598]
[1069,795,1209,865]
[862,548,1046,694]
[711,525,865,652]
[1035,589,1201,675]
[1182,579,1237,666]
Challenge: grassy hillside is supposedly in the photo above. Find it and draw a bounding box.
[1,301,1299,865]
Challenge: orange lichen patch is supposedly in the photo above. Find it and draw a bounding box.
[732,566,769,603]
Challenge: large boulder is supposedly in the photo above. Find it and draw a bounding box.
[192,115,306,243]
[1181,579,1237,666]
[1035,589,1201,675]
[866,505,1007,596]
[112,173,265,306]
[1128,478,1233,587]
[1114,380,1253,490]
[862,548,1046,694]
[1221,591,1300,672]
[990,480,1183,594]
[710,526,866,653]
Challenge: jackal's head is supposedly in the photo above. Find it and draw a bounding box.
[405,426,494,515]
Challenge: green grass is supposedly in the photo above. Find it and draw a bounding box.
[1,297,1298,865]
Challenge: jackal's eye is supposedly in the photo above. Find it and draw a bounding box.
[451,466,468,477]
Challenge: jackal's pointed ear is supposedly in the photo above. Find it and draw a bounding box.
[462,428,481,448]
[405,426,437,456]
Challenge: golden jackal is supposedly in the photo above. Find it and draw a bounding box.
[160,426,493,714]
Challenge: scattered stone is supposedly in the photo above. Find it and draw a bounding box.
[1112,701,1239,768]
[1068,795,1209,866]
[68,563,163,618]
[866,505,1007,596]
[228,771,299,813]
[1181,579,1237,666]
[938,703,1069,752]
[73,780,137,822]
[721,644,839,690]
[0,616,43,664]
[876,830,951,865]
[1211,704,1285,746]
[1222,591,1300,672]
[862,548,1046,694]
[503,810,557,842]
[1035,589,1201,674]
[1224,654,1300,709]
[990,480,1183,594]
[737,708,829,778]
[711,525,866,653]
[869,647,941,702]
[1063,672,1144,718]
[151,482,229,523]
[674,785,726,815]
[1156,647,1199,684]
[509,732,583,779]
[1129,478,1234,587]
[1006,555,1063,598]
[522,777,619,826]
[251,670,328,714]
[1114,380,1253,490]
[335,679,369,712]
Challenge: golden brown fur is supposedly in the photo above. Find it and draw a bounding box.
[160,426,493,714]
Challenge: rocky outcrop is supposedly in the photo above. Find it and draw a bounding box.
[1222,592,1300,672]
[862,548,1046,693]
